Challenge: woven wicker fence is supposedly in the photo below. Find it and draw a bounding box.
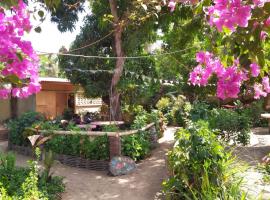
[9,122,158,171]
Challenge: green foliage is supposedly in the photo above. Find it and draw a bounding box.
[8,112,44,146]
[121,104,146,124]
[62,108,74,121]
[121,131,151,161]
[156,95,188,126]
[236,100,268,128]
[45,135,109,160]
[185,101,252,145]
[163,121,246,200]
[121,110,152,161]
[156,97,172,114]
[209,108,251,145]
[0,151,64,199]
[190,101,213,122]
[39,55,60,77]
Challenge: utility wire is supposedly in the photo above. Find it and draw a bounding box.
[37,42,201,59]
[68,30,115,52]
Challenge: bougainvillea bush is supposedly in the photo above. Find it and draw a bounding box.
[167,0,270,101]
[0,0,40,99]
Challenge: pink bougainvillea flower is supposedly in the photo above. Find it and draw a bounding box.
[206,0,252,32]
[250,63,260,77]
[254,83,267,99]
[216,66,244,99]
[168,1,177,12]
[0,0,40,99]
[260,31,268,40]
[188,51,268,100]
[0,89,10,99]
[196,51,213,64]
[253,0,270,7]
[265,17,270,27]
[189,65,205,86]
[262,76,270,93]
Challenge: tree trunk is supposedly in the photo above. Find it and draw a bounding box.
[109,0,125,121]
[10,96,18,119]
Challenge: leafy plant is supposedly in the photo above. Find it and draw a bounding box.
[0,150,64,199]
[209,108,251,145]
[156,97,172,114]
[121,131,151,161]
[121,111,152,161]
[8,112,44,146]
[62,108,74,120]
[163,121,247,200]
[45,135,110,160]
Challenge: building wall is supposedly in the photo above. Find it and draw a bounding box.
[36,91,69,118]
[0,99,11,122]
[36,91,56,118]
[0,95,36,122]
[56,93,68,116]
[18,95,36,116]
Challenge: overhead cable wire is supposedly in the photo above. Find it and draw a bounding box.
[68,30,115,52]
[37,42,202,59]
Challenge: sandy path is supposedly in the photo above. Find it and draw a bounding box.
[0,127,177,200]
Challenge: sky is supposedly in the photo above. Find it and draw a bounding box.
[24,6,88,54]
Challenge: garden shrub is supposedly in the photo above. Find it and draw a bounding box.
[121,104,146,124]
[8,112,44,146]
[156,95,187,126]
[190,101,212,122]
[121,110,152,161]
[44,135,109,160]
[121,131,151,161]
[0,151,65,199]
[62,108,74,120]
[163,121,246,200]
[156,97,171,114]
[238,100,268,128]
[209,108,251,145]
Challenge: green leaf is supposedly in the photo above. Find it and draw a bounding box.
[38,10,45,18]
[16,52,23,62]
[34,27,42,33]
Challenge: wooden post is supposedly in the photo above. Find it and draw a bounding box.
[109,136,121,159]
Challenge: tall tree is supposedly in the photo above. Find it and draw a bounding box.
[108,0,125,120]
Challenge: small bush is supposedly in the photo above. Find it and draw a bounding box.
[190,101,212,122]
[44,135,110,160]
[62,108,74,120]
[121,110,152,161]
[156,97,172,114]
[163,121,246,199]
[8,112,44,146]
[121,131,151,161]
[209,108,251,145]
[239,100,268,128]
[0,151,64,199]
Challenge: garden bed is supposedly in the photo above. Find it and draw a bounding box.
[9,144,109,171]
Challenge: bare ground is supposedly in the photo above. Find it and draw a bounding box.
[0,127,177,200]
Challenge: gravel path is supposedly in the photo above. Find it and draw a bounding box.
[234,127,270,199]
[0,127,177,200]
